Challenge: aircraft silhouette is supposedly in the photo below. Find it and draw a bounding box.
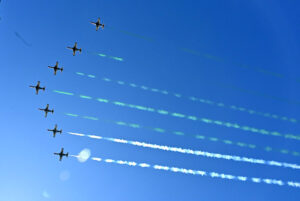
[38,104,54,117]
[54,148,68,161]
[67,42,82,56]
[90,18,104,31]
[48,61,63,75]
[29,81,45,95]
[48,124,62,137]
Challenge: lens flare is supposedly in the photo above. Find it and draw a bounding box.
[77,148,91,163]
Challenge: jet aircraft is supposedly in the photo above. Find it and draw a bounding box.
[29,81,45,95]
[48,61,63,75]
[90,18,104,31]
[39,104,54,117]
[54,148,69,161]
[48,124,62,137]
[67,42,82,56]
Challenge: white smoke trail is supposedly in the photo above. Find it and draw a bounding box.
[69,155,300,189]
[67,132,300,170]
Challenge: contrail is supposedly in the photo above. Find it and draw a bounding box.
[14,32,32,47]
[64,112,300,157]
[67,132,300,171]
[70,154,300,189]
[75,71,298,124]
[53,89,300,141]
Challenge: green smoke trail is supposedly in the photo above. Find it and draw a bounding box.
[105,25,298,85]
[180,48,285,79]
[96,53,124,61]
[86,51,124,62]
[53,89,300,141]
[75,72,298,124]
[109,56,123,61]
[218,82,300,106]
[52,90,74,96]
[63,112,300,157]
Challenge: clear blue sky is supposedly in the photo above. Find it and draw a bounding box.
[1,0,300,200]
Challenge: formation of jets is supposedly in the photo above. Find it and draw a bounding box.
[30,18,104,161]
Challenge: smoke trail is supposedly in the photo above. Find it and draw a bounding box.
[64,112,300,157]
[106,25,300,87]
[70,155,300,189]
[87,51,124,62]
[53,89,300,141]
[53,90,74,96]
[67,132,300,170]
[180,48,285,79]
[75,71,298,124]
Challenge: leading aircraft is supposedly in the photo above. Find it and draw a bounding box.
[29,81,45,95]
[48,124,62,137]
[67,42,82,56]
[90,18,104,31]
[54,148,69,161]
[38,104,54,117]
[48,61,63,75]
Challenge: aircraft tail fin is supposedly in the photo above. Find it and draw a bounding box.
[61,67,64,72]
[79,48,82,53]
[51,110,54,114]
[66,153,69,157]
